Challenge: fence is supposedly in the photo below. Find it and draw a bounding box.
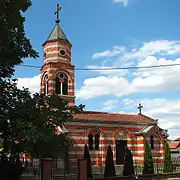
[134,156,180,176]
[20,166,41,180]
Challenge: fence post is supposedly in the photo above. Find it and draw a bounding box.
[78,159,87,180]
[41,158,54,180]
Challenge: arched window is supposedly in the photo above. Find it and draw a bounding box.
[150,135,154,149]
[44,74,48,96]
[95,133,100,150]
[88,134,93,150]
[55,73,68,95]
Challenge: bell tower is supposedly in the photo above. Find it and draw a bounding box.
[40,4,75,105]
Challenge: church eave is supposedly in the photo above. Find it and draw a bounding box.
[42,38,72,47]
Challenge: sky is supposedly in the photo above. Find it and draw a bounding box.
[15,0,180,140]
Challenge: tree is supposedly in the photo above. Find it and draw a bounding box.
[143,138,154,174]
[0,0,38,78]
[83,145,93,178]
[163,141,173,173]
[104,145,116,177]
[123,146,134,176]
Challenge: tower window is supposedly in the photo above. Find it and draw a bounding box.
[55,73,68,95]
[44,74,48,95]
[95,133,100,150]
[88,134,93,150]
[44,52,46,57]
[150,135,154,149]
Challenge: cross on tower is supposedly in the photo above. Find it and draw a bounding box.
[138,103,143,115]
[55,4,62,24]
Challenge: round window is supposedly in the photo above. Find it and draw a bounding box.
[60,49,66,56]
[59,73,64,78]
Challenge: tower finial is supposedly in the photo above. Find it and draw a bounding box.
[55,4,62,24]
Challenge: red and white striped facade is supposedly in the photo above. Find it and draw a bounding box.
[65,112,166,166]
[40,21,167,168]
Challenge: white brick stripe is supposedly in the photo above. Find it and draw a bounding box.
[45,57,67,61]
[69,150,163,155]
[45,50,71,57]
[44,44,70,51]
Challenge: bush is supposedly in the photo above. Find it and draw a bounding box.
[104,145,116,177]
[164,141,173,172]
[123,146,134,176]
[83,145,93,178]
[143,138,154,174]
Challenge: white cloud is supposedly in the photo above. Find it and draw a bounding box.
[76,76,132,99]
[77,56,180,99]
[92,46,125,60]
[86,65,128,76]
[102,100,119,111]
[78,40,180,100]
[93,40,180,60]
[122,98,180,140]
[113,0,128,6]
[16,75,40,94]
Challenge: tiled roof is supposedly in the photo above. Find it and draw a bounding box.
[44,24,71,45]
[169,141,180,149]
[73,111,154,123]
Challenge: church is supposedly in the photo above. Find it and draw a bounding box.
[40,4,168,169]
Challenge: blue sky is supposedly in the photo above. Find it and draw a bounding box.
[15,0,180,139]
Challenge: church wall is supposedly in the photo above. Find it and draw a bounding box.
[65,122,159,166]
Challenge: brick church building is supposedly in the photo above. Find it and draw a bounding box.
[39,5,168,168]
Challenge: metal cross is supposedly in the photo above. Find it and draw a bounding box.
[138,103,143,115]
[55,4,62,24]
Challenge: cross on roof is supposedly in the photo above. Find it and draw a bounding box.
[138,103,143,115]
[55,4,62,24]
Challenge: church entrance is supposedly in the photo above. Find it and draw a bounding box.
[115,131,127,165]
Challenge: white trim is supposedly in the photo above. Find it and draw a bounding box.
[45,57,67,61]
[44,44,70,51]
[48,80,55,84]
[68,90,74,93]
[48,87,55,90]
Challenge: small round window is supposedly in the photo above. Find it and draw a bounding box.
[59,73,64,78]
[60,49,66,56]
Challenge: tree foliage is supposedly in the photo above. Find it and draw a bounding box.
[143,138,154,175]
[123,146,134,176]
[0,0,38,78]
[0,79,79,159]
[163,141,173,173]
[83,145,93,178]
[104,145,116,177]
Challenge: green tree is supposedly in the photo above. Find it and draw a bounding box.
[0,0,38,78]
[163,141,173,173]
[83,145,93,178]
[104,145,116,177]
[123,146,134,176]
[143,138,154,174]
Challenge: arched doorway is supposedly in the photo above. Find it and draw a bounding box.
[115,130,127,165]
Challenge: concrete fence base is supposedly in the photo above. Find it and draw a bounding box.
[89,172,180,180]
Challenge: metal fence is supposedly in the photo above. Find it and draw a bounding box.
[134,157,180,176]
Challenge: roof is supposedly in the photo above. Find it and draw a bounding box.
[140,125,154,133]
[73,111,154,123]
[43,24,71,45]
[169,141,180,149]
